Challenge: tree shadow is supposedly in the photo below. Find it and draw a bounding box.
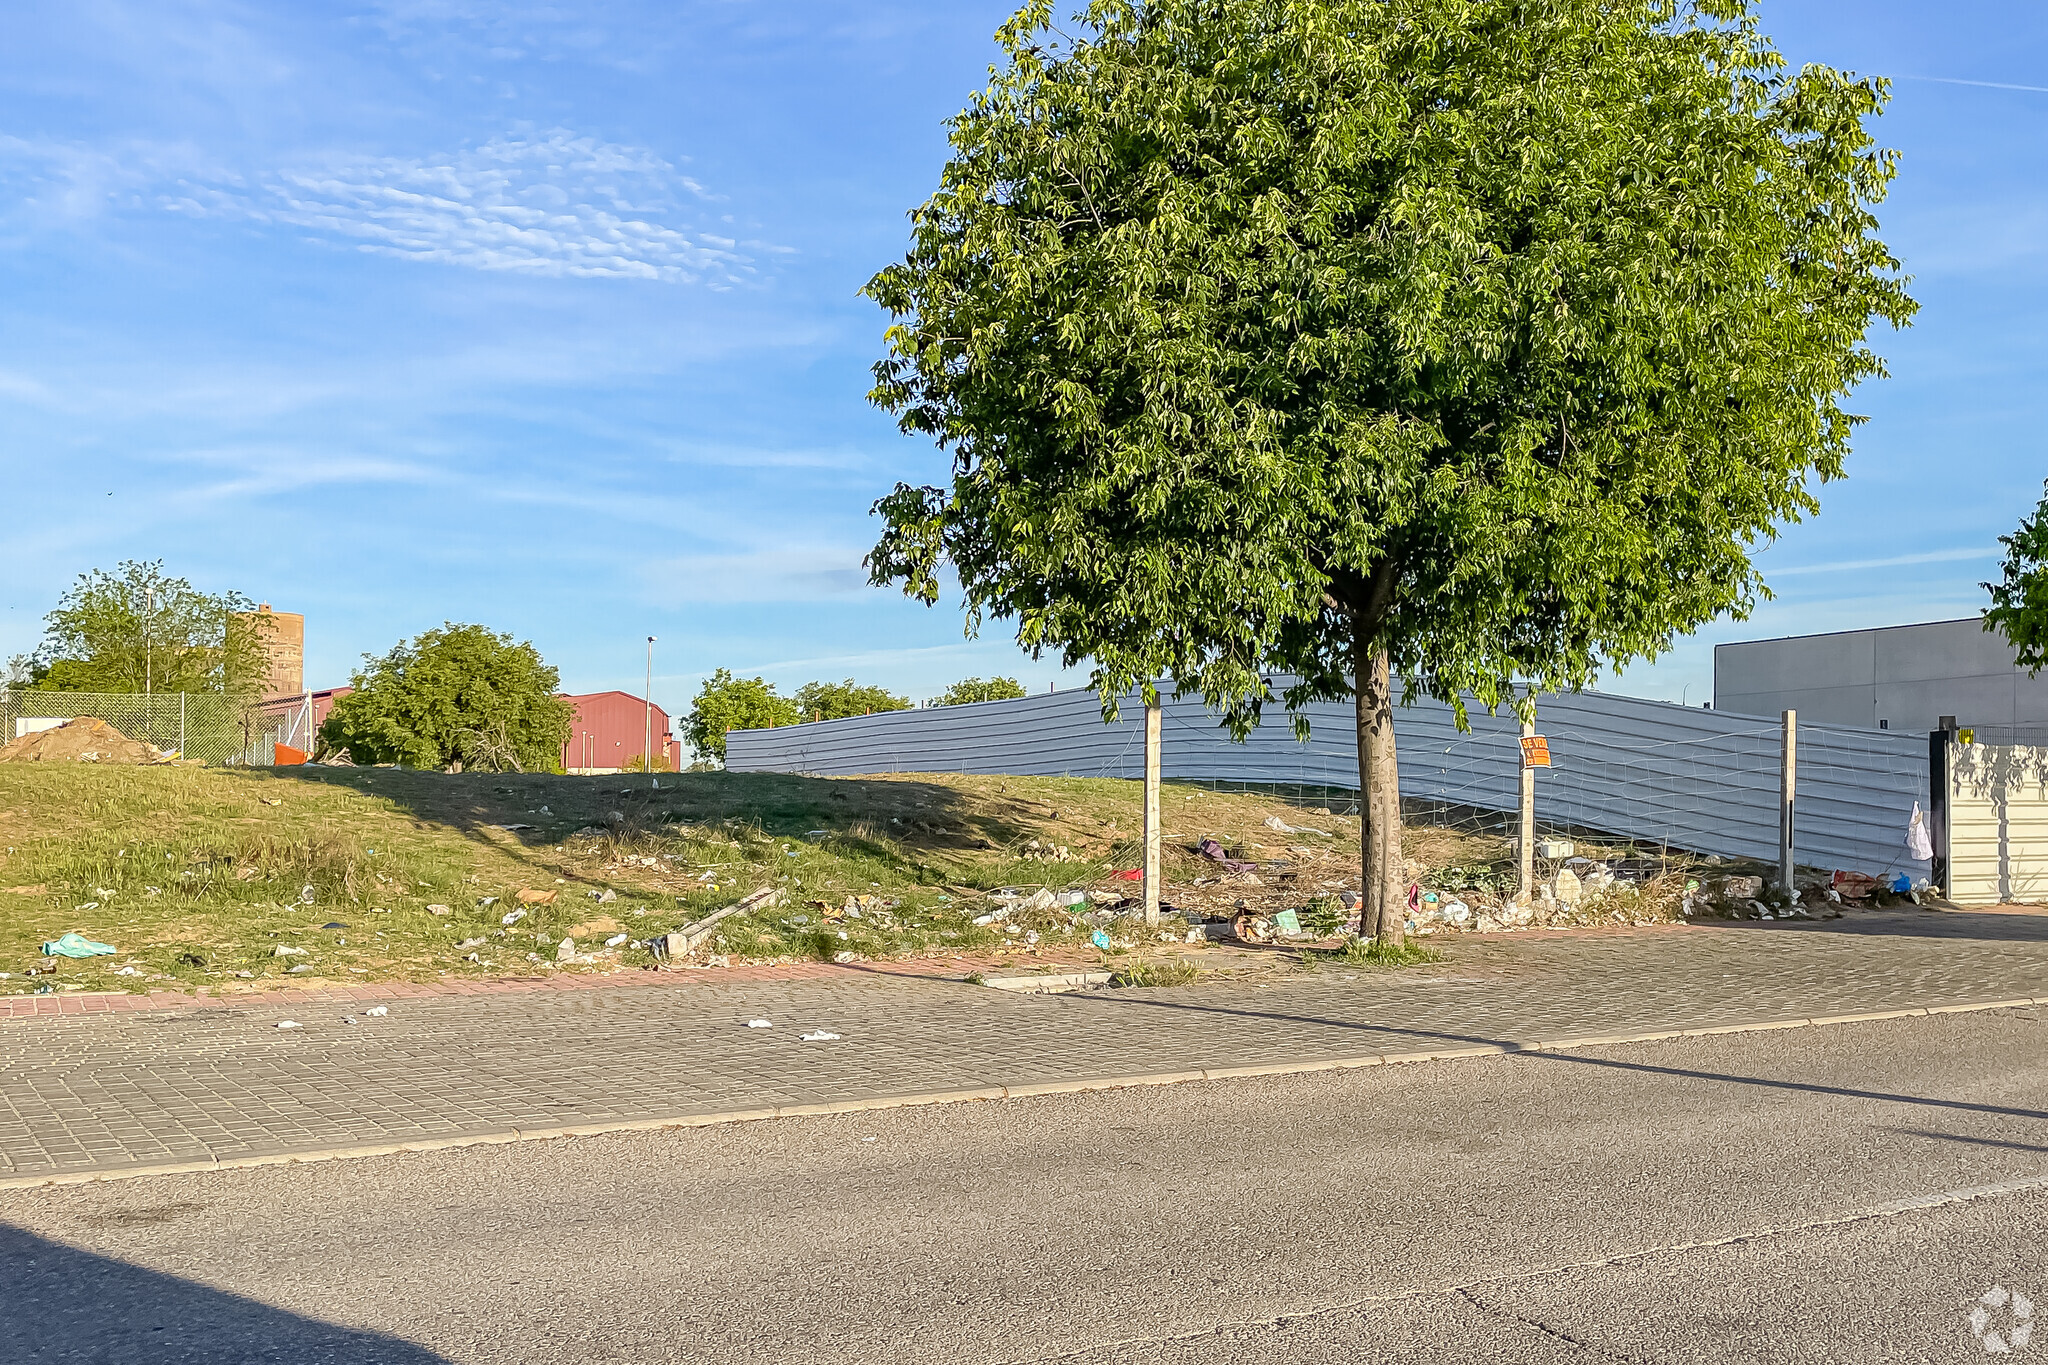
[0,1221,449,1362]
[255,767,1070,893]
[1950,743,2048,904]
[1060,989,2048,1126]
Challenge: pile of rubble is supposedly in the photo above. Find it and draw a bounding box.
[0,717,176,765]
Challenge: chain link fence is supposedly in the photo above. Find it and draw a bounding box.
[0,691,278,765]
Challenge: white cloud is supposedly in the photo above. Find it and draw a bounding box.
[649,545,874,603]
[167,129,782,285]
[0,134,203,235]
[1766,547,1999,577]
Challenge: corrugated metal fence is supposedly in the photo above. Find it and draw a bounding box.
[727,685,1932,877]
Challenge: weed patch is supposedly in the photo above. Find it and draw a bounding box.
[1110,957,1200,988]
[1302,936,1447,970]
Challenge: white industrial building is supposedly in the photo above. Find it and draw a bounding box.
[1713,617,2048,738]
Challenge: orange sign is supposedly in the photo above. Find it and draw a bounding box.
[1520,735,1551,769]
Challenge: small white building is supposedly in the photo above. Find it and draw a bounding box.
[1714,617,2048,738]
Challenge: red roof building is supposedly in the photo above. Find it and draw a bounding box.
[562,691,677,773]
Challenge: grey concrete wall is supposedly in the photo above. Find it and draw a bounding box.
[1715,618,2048,738]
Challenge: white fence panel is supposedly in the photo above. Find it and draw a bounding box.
[726,686,1929,876]
[1946,742,2048,906]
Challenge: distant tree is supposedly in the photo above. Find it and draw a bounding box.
[1986,481,2048,672]
[794,679,913,721]
[865,0,1912,941]
[930,676,1028,707]
[318,624,573,772]
[34,560,271,695]
[3,655,35,689]
[685,669,803,765]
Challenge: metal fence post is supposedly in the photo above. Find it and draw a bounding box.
[1518,719,1536,903]
[1144,697,1162,928]
[1779,709,1797,891]
[1929,720,1953,898]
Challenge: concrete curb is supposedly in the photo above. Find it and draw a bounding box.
[2,993,2040,1193]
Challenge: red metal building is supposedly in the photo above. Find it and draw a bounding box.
[263,686,673,772]
[562,691,677,773]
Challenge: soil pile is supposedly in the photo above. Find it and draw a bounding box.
[0,717,169,764]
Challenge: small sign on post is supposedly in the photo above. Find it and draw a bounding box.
[1519,735,1551,769]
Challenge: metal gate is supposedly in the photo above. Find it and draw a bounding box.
[1940,738,2048,906]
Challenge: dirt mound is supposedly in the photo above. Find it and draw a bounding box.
[0,717,169,765]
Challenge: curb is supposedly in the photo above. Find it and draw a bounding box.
[2,993,2039,1193]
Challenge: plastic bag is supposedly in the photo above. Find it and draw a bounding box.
[41,932,116,958]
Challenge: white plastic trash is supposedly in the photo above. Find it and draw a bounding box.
[800,1031,842,1042]
[746,1019,772,1029]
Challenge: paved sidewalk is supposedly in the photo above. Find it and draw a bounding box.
[4,907,2047,1183]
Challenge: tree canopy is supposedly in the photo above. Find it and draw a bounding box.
[864,0,1913,938]
[1985,481,2048,673]
[794,679,913,722]
[318,624,572,772]
[30,561,272,695]
[685,670,803,764]
[930,676,1030,706]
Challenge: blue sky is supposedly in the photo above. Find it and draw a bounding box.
[0,1,2043,726]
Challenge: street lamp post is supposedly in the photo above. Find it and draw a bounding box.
[644,636,657,789]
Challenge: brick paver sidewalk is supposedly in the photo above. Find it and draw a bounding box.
[4,908,2046,1183]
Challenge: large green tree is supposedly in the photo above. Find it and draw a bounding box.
[864,0,1913,940]
[930,676,1030,706]
[794,679,913,722]
[685,670,803,765]
[1984,480,2048,672]
[34,560,272,696]
[319,624,573,772]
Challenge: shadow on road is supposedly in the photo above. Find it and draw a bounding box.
[1064,989,2048,1126]
[0,1222,449,1363]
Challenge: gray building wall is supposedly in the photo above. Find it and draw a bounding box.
[1714,618,2048,738]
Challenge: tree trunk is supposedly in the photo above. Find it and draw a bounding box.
[1353,630,1406,945]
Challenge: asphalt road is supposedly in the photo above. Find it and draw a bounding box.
[4,1008,2048,1363]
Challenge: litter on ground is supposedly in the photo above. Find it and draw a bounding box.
[800,1030,843,1042]
[746,1018,772,1028]
[42,932,117,958]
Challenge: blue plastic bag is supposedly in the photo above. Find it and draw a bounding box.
[42,932,117,958]
[1091,929,1112,950]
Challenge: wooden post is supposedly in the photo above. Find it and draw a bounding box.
[1144,697,1162,928]
[1518,719,1536,903]
[1779,709,1797,892]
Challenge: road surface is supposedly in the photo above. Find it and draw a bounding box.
[4,1007,2046,1362]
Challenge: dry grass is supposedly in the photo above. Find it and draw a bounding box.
[0,765,1517,995]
